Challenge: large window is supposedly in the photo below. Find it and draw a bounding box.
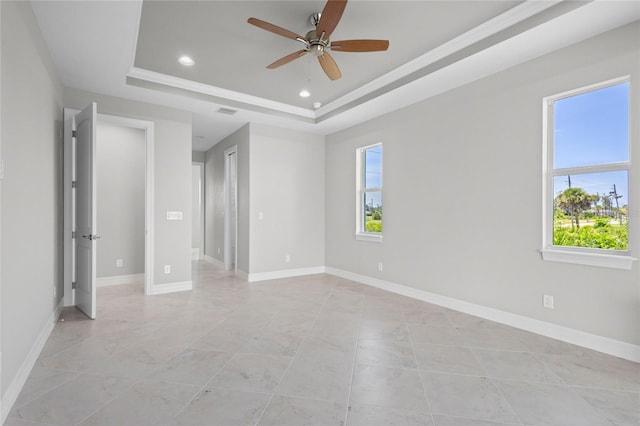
[356,144,382,241]
[542,77,634,269]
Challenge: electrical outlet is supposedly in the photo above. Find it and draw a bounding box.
[285,254,291,263]
[53,284,57,298]
[164,265,171,274]
[116,259,123,268]
[543,294,554,309]
[217,247,221,254]
[377,262,383,272]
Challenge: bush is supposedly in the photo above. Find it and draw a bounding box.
[365,220,382,233]
[554,223,627,250]
[372,210,382,220]
[594,218,609,228]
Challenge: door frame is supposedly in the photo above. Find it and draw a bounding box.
[64,110,155,302]
[223,145,237,272]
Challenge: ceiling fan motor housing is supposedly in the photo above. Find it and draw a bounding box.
[304,29,328,56]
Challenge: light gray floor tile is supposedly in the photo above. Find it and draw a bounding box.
[458,328,529,352]
[496,380,612,426]
[471,349,564,384]
[432,414,521,425]
[413,344,485,375]
[357,339,418,369]
[347,404,434,426]
[571,387,640,426]
[258,395,346,426]
[359,319,410,342]
[408,324,466,346]
[541,352,640,391]
[7,261,639,426]
[78,380,200,425]
[275,354,353,402]
[149,348,232,385]
[208,352,290,393]
[350,364,430,412]
[10,374,135,425]
[172,388,271,426]
[421,372,519,424]
[12,366,79,409]
[241,329,305,357]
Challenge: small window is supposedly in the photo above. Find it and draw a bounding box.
[356,144,382,241]
[542,78,635,269]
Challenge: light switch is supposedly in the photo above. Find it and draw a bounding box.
[167,211,183,220]
[258,211,264,220]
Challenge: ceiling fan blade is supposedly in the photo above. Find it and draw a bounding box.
[247,17,305,41]
[316,0,348,39]
[330,39,389,52]
[318,51,341,81]
[267,50,308,69]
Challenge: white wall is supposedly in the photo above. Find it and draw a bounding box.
[249,124,325,274]
[96,122,145,278]
[1,0,64,418]
[325,23,640,346]
[65,88,192,287]
[192,151,205,162]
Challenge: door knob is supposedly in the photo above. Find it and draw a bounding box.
[82,234,101,240]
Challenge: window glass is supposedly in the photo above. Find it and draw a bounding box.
[553,171,628,250]
[547,80,630,253]
[554,83,629,169]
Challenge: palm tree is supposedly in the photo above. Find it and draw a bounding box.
[555,187,597,229]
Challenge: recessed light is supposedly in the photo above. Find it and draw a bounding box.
[299,89,311,98]
[313,101,322,109]
[178,55,194,66]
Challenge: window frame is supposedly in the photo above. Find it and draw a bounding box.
[355,143,383,242]
[541,76,636,269]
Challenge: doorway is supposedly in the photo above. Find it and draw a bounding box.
[191,162,204,260]
[63,109,155,311]
[96,122,145,288]
[224,146,237,271]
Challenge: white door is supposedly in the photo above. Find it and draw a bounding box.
[75,103,98,319]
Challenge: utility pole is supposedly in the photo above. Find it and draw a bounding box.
[610,184,623,225]
[567,175,572,188]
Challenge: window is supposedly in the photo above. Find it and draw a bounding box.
[356,144,382,242]
[542,77,635,269]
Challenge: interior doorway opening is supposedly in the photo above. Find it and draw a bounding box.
[224,146,237,272]
[64,108,155,316]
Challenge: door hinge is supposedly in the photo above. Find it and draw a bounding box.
[72,281,77,290]
[72,130,77,138]
[72,231,76,239]
[72,181,77,189]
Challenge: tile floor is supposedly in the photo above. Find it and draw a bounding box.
[6,261,640,426]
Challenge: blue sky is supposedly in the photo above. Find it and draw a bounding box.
[364,145,382,208]
[553,82,629,206]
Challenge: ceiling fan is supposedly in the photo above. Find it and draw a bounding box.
[247,0,389,81]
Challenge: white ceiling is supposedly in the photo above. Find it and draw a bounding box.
[30,1,640,152]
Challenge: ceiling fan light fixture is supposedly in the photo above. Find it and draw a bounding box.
[178,55,195,66]
[299,89,311,98]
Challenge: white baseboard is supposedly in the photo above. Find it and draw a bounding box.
[96,273,144,287]
[203,255,224,267]
[1,299,63,423]
[149,280,193,295]
[325,267,640,363]
[248,266,326,283]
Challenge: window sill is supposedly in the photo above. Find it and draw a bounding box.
[355,233,383,243]
[541,248,636,270]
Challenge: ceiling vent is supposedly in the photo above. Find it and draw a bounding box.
[217,107,238,115]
